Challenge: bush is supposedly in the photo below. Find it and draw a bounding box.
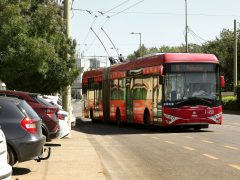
[235,84,240,103]
[222,96,240,110]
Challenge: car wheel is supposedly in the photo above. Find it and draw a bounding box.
[7,145,16,166]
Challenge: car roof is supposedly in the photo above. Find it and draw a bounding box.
[0,96,22,103]
[0,90,39,96]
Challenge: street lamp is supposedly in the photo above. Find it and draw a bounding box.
[130,32,142,57]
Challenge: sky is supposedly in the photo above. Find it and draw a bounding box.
[71,0,240,59]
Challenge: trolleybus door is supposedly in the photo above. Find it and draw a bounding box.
[153,76,162,125]
[126,78,133,122]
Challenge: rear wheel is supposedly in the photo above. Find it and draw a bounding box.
[7,145,16,166]
[42,126,50,142]
[90,108,96,123]
[144,110,151,130]
[116,110,121,126]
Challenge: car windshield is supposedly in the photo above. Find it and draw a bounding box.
[164,63,220,105]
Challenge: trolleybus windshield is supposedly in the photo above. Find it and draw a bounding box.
[164,63,220,107]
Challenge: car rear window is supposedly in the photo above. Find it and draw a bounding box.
[18,101,39,119]
[0,99,23,119]
[31,95,53,106]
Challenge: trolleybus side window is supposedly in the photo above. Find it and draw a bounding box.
[132,78,143,100]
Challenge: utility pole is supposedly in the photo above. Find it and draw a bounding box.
[185,0,188,53]
[234,19,238,93]
[63,0,73,132]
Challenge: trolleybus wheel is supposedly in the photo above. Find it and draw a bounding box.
[144,110,151,130]
[116,109,121,127]
[90,108,96,123]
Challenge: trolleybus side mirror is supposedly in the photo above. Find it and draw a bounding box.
[220,76,225,88]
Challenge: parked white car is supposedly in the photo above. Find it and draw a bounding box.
[40,95,76,139]
[58,109,70,138]
[41,95,76,127]
[0,127,12,180]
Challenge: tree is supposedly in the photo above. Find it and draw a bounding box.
[0,0,78,94]
[201,29,240,91]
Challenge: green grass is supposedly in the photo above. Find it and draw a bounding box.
[222,96,240,110]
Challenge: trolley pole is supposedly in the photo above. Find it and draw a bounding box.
[234,19,238,93]
[63,0,73,132]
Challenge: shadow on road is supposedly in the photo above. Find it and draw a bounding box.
[73,117,213,136]
[12,167,31,176]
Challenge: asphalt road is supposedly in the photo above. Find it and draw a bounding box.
[76,113,240,180]
[11,101,240,180]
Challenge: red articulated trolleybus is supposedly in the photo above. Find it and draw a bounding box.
[82,53,225,130]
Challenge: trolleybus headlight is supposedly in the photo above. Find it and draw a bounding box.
[164,113,180,123]
[209,113,222,122]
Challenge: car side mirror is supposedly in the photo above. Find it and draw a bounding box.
[220,76,225,88]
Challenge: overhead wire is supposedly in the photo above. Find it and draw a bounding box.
[79,0,134,56]
[188,27,207,44]
[72,8,240,18]
[85,0,145,56]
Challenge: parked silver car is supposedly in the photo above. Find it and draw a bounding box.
[0,127,12,180]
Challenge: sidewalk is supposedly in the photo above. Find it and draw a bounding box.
[11,102,106,180]
[12,130,106,180]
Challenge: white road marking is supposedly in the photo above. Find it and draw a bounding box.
[151,136,160,140]
[229,164,240,171]
[201,140,214,144]
[203,154,219,160]
[165,141,175,144]
[183,146,195,151]
[140,134,147,136]
[184,136,193,139]
[223,145,238,150]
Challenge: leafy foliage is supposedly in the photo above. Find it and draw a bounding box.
[222,96,240,110]
[0,0,78,94]
[201,29,237,91]
[235,84,240,103]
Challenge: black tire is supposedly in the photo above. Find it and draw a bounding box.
[194,127,201,131]
[116,110,121,127]
[144,111,151,130]
[7,145,16,166]
[90,109,96,123]
[42,127,50,142]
